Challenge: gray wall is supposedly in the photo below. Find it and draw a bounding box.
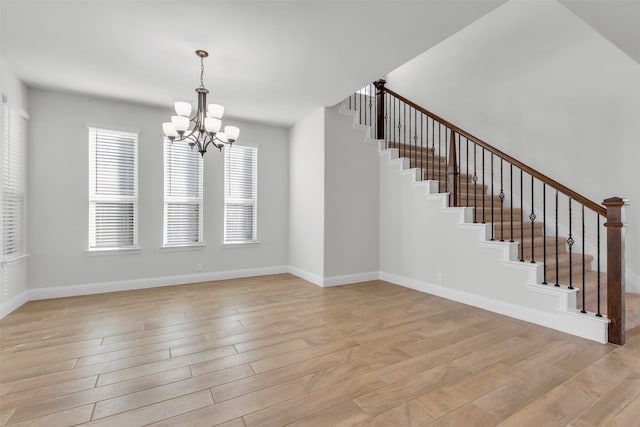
[386,0,640,291]
[27,88,289,289]
[323,105,378,278]
[288,108,325,279]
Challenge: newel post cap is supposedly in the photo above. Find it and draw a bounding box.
[603,196,625,207]
[373,79,387,89]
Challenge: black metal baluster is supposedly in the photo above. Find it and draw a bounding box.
[555,190,559,286]
[490,153,494,238]
[359,88,363,124]
[466,138,470,208]
[415,111,419,170]
[542,184,547,284]
[396,98,400,154]
[499,159,504,241]
[426,117,430,179]
[510,164,514,242]
[530,175,536,263]
[457,134,461,206]
[568,198,574,290]
[420,113,424,179]
[473,145,478,223]
[431,118,435,180]
[368,85,372,127]
[403,104,407,156]
[581,204,586,313]
[596,214,602,317]
[520,169,524,262]
[438,123,442,189]
[482,148,486,224]
[389,96,392,148]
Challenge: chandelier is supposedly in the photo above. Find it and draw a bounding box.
[162,50,240,156]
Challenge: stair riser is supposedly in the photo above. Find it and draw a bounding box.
[519,242,568,254]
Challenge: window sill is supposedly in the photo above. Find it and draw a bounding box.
[85,247,141,256]
[1,253,31,267]
[160,243,206,252]
[222,241,260,248]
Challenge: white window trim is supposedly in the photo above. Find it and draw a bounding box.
[87,126,139,252]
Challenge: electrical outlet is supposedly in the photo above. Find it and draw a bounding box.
[436,273,444,284]
[196,263,202,272]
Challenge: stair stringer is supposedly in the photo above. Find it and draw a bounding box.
[377,143,609,343]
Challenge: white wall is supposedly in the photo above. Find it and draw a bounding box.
[288,108,325,280]
[324,105,379,279]
[386,0,640,291]
[0,59,29,314]
[27,88,289,291]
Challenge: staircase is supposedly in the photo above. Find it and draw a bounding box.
[346,80,628,345]
[389,141,604,315]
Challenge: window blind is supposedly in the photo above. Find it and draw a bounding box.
[224,145,257,243]
[2,102,27,258]
[88,127,138,249]
[164,139,203,246]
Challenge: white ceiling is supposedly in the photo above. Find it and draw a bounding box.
[559,0,640,66]
[2,1,637,127]
[1,0,506,126]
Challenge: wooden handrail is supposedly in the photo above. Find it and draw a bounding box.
[381,86,607,217]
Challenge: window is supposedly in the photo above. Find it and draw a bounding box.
[163,139,203,246]
[2,100,27,259]
[88,127,138,250]
[224,145,257,243]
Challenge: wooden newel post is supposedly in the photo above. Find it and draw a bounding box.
[448,130,458,207]
[603,196,626,345]
[373,79,386,141]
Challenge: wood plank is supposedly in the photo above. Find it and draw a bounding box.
[473,364,574,421]
[571,372,640,426]
[5,404,94,427]
[212,354,340,402]
[92,364,253,419]
[370,401,434,426]
[6,367,191,423]
[147,380,308,427]
[86,389,213,426]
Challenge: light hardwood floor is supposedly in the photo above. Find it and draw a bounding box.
[1,274,639,426]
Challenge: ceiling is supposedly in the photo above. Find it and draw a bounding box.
[559,0,640,66]
[2,1,637,127]
[1,0,505,126]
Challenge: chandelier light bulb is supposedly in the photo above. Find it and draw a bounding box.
[207,104,224,119]
[205,117,222,133]
[162,122,178,138]
[174,101,192,117]
[171,115,190,133]
[224,126,240,142]
[216,132,228,143]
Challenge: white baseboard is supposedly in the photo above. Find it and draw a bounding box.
[379,271,608,344]
[0,266,289,318]
[287,266,324,287]
[287,267,379,288]
[0,290,29,319]
[322,271,379,287]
